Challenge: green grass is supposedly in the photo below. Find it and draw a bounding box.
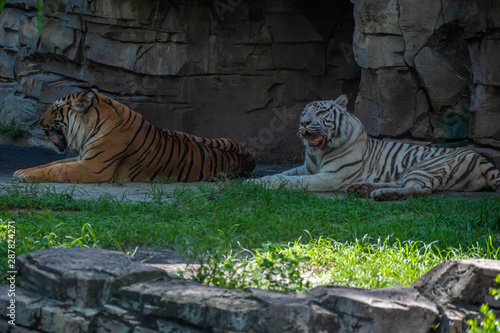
[0,121,22,140]
[1,181,499,290]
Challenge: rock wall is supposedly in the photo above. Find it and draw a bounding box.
[2,248,500,332]
[0,0,359,159]
[2,0,500,161]
[351,0,500,150]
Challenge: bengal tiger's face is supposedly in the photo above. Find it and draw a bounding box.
[39,91,95,153]
[299,95,349,151]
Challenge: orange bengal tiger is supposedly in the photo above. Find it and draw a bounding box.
[14,90,255,183]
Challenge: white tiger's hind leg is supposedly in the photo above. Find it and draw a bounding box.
[491,177,500,191]
[369,150,497,200]
[485,167,500,191]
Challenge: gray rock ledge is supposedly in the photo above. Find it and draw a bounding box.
[1,248,499,332]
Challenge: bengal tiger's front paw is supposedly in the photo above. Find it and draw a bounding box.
[13,169,29,183]
[13,169,22,181]
[13,169,46,183]
[13,169,28,182]
[346,183,373,197]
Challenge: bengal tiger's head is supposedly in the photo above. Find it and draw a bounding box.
[39,90,97,153]
[299,94,350,151]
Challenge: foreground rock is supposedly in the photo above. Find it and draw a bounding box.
[1,248,499,332]
[413,259,500,332]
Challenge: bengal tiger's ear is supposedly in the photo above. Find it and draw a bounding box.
[70,90,96,113]
[334,94,349,109]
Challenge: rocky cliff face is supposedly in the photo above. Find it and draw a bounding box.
[0,0,358,159]
[351,0,500,151]
[1,0,499,160]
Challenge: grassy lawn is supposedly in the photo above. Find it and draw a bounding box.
[1,181,499,291]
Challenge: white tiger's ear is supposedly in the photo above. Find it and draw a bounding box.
[71,90,96,113]
[334,94,349,109]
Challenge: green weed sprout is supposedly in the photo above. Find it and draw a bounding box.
[467,274,500,333]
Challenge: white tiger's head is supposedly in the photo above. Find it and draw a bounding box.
[299,95,352,151]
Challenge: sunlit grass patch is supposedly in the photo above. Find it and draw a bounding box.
[278,236,472,289]
[189,235,498,291]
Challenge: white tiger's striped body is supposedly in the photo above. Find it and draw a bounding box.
[257,95,500,200]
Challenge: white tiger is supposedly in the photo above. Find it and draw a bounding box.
[256,95,500,200]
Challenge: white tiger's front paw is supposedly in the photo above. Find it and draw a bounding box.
[246,177,264,185]
[248,175,290,189]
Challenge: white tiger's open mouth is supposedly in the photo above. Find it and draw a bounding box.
[305,133,326,149]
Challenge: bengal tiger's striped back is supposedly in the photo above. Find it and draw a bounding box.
[120,128,256,182]
[14,90,255,183]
